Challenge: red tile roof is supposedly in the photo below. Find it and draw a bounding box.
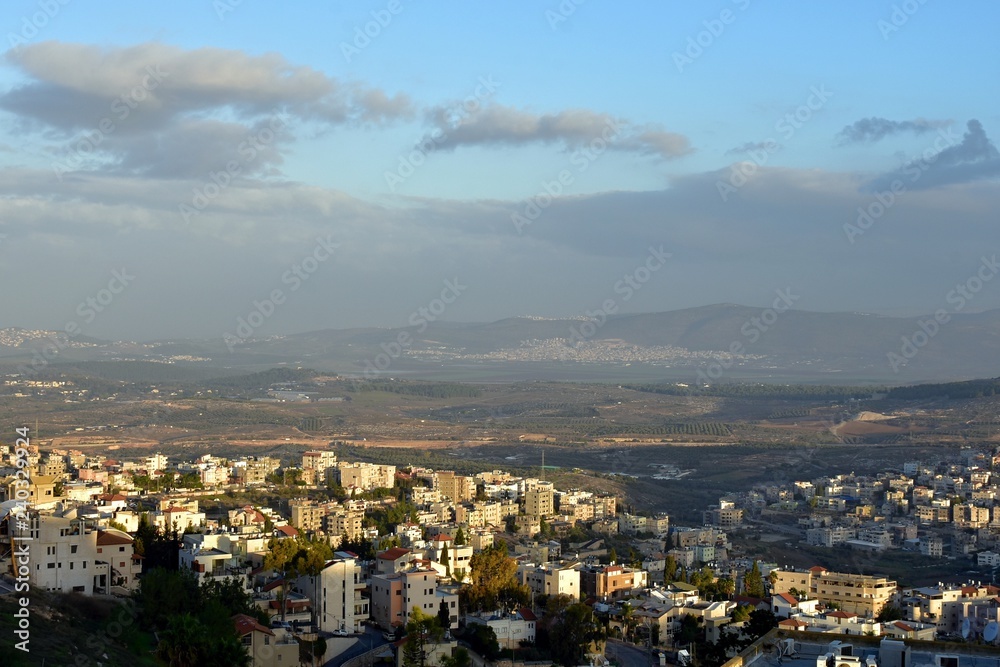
[809,565,827,573]
[893,621,914,632]
[96,530,133,546]
[519,607,537,622]
[232,613,273,637]
[378,547,412,561]
[262,578,286,592]
[779,618,807,628]
[775,593,798,605]
[827,610,856,619]
[276,525,298,537]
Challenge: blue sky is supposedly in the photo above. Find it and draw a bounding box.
[1,0,999,340]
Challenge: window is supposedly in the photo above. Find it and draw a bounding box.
[48,563,55,569]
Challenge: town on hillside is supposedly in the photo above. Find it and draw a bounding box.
[5,439,1000,666]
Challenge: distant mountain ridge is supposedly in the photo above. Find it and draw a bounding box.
[3,304,1000,383]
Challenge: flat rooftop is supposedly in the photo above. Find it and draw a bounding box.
[764,640,1000,667]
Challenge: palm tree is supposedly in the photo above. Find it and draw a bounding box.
[621,602,638,642]
[157,613,204,667]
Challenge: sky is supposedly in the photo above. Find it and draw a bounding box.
[1,0,999,341]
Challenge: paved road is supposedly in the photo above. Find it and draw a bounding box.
[323,626,390,667]
[606,639,655,667]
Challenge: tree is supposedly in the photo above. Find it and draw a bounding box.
[745,609,778,640]
[263,536,300,622]
[609,547,618,564]
[549,603,602,666]
[731,604,752,623]
[716,577,736,598]
[462,545,531,614]
[743,561,765,598]
[876,604,904,622]
[454,527,466,545]
[441,541,451,577]
[677,614,700,645]
[663,554,678,584]
[404,607,445,667]
[136,568,201,629]
[155,612,249,667]
[157,613,204,667]
[438,598,452,632]
[465,623,501,661]
[621,602,637,642]
[443,647,471,667]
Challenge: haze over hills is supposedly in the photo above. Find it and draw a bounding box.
[2,303,1000,384]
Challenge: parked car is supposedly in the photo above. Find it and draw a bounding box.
[333,628,349,637]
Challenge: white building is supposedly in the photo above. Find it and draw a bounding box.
[18,509,139,594]
[518,562,581,599]
[295,553,369,633]
[466,608,537,649]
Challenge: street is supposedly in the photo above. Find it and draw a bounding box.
[606,639,655,667]
[323,625,390,667]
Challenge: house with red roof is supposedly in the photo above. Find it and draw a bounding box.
[771,592,819,618]
[232,613,298,666]
[376,547,415,575]
[96,528,142,590]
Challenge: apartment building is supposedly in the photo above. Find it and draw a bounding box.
[772,566,897,617]
[436,471,476,503]
[580,564,648,601]
[524,482,555,519]
[18,509,122,594]
[335,462,396,491]
[518,562,581,599]
[295,554,369,633]
[302,450,338,474]
[370,568,459,630]
[324,509,365,541]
